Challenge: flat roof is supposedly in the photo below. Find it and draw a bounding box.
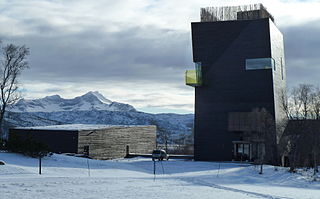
[12,124,155,131]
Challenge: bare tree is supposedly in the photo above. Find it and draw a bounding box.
[280,89,290,119]
[311,87,320,120]
[298,84,313,119]
[0,42,29,139]
[150,119,172,151]
[279,84,320,177]
[249,108,275,174]
[291,84,313,119]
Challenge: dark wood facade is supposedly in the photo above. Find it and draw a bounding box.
[192,18,286,163]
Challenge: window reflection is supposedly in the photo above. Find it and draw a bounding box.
[245,58,275,70]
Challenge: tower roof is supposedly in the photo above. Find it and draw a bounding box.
[201,4,274,22]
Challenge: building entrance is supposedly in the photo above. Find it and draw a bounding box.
[233,141,251,161]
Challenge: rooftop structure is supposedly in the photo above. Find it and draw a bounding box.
[200,4,274,22]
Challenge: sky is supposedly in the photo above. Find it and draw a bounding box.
[0,0,320,114]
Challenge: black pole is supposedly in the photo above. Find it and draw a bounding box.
[39,156,42,175]
[259,164,263,174]
[153,160,156,181]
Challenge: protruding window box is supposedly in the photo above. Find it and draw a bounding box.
[185,62,202,87]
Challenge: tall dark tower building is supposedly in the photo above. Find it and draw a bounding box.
[185,4,286,163]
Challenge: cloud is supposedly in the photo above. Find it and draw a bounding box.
[2,24,192,84]
[20,80,195,114]
[282,20,320,87]
[1,0,320,113]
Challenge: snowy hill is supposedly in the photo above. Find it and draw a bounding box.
[0,152,319,199]
[11,91,136,112]
[6,92,194,142]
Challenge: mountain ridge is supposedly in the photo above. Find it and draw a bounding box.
[6,91,194,143]
[10,91,136,112]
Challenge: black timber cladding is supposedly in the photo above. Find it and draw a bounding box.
[9,129,79,153]
[192,18,282,161]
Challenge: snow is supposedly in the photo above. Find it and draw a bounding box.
[0,152,319,199]
[88,91,112,104]
[12,124,154,131]
[10,91,135,113]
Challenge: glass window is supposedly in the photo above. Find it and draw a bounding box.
[281,57,284,80]
[237,144,243,153]
[243,144,249,155]
[245,58,275,70]
[185,62,202,87]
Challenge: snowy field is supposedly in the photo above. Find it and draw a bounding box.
[0,152,319,199]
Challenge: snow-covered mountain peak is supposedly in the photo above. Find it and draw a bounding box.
[43,95,62,101]
[80,91,112,104]
[10,91,136,113]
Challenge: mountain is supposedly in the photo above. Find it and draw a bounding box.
[6,92,194,143]
[10,91,136,112]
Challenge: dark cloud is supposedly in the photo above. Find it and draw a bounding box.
[281,21,320,87]
[4,18,318,91]
[1,24,193,85]
[3,1,320,114]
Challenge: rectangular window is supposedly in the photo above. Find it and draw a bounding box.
[237,144,243,153]
[281,57,284,80]
[236,143,250,156]
[245,58,275,70]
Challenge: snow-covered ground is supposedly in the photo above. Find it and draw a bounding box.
[0,152,319,199]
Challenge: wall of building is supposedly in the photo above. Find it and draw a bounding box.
[77,126,156,159]
[9,129,79,153]
[269,19,287,143]
[192,18,282,162]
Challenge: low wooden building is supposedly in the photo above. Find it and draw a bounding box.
[9,124,156,159]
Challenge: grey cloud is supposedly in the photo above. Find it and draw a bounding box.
[147,104,193,108]
[5,9,320,96]
[1,24,193,86]
[281,21,320,87]
[42,88,65,93]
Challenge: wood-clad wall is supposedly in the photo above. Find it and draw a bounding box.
[77,126,156,159]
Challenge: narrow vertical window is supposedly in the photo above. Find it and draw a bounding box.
[281,57,284,80]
